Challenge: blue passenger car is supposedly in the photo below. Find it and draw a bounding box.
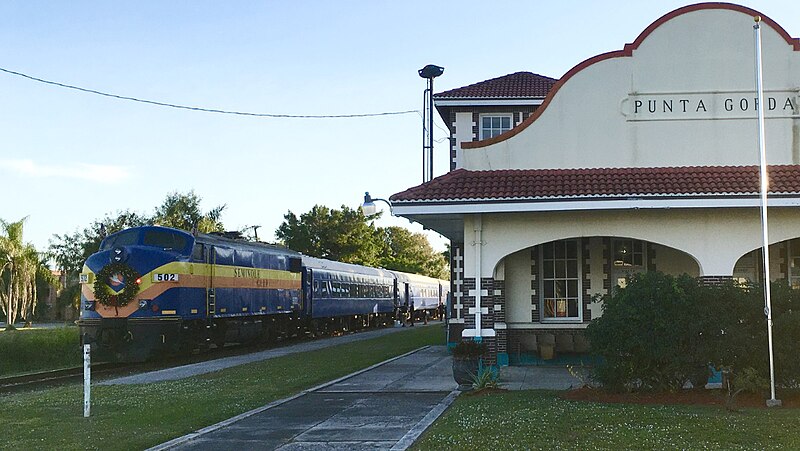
[301,256,396,330]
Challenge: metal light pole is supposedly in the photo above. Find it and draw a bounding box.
[419,64,444,183]
[753,15,781,408]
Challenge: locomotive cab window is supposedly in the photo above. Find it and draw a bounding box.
[143,230,189,253]
[191,244,205,262]
[100,230,139,250]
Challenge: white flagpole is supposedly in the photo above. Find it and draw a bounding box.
[753,15,780,408]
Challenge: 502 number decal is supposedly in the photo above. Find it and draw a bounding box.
[153,273,179,282]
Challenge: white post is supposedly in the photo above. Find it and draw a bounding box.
[753,16,780,407]
[473,214,482,342]
[83,343,91,417]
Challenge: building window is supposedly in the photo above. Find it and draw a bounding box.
[540,239,581,320]
[613,239,644,267]
[789,240,800,289]
[610,239,647,288]
[480,114,512,139]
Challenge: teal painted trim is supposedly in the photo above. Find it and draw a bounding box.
[510,352,601,366]
[446,342,458,352]
[708,365,723,384]
[473,336,483,343]
[496,352,509,367]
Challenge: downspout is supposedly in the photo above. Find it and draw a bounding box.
[473,214,482,342]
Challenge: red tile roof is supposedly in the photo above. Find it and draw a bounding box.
[434,72,557,99]
[390,166,800,202]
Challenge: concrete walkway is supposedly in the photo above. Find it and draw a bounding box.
[151,346,459,451]
[148,343,584,451]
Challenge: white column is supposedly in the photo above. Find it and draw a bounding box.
[474,214,483,341]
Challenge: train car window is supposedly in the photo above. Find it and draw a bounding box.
[274,255,287,270]
[214,247,235,265]
[253,252,267,268]
[191,244,205,262]
[100,230,139,250]
[289,257,302,273]
[235,250,254,267]
[320,281,330,298]
[331,282,341,298]
[143,230,189,253]
[313,280,319,296]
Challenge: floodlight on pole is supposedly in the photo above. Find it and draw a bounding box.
[754,15,781,408]
[419,64,444,183]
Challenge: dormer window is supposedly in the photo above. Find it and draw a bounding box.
[480,114,513,140]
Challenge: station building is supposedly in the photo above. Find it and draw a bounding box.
[391,3,800,365]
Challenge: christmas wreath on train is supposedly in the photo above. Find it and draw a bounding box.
[93,262,141,307]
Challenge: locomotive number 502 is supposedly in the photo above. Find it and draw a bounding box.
[153,273,179,282]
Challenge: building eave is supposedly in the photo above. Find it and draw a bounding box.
[434,98,545,107]
[393,194,800,216]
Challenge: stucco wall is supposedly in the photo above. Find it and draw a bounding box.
[652,243,700,277]
[463,8,800,171]
[464,208,800,279]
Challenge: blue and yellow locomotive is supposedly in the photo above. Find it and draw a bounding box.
[79,225,449,362]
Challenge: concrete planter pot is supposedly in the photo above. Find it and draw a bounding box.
[539,343,555,360]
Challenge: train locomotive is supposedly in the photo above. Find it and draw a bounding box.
[78,225,449,362]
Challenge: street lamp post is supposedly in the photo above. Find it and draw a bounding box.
[418,64,444,183]
[360,192,393,216]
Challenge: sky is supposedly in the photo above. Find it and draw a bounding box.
[2,1,800,255]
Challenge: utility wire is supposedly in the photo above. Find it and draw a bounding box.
[0,67,419,119]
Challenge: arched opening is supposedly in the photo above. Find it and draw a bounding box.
[494,236,700,365]
[497,236,700,326]
[733,237,800,287]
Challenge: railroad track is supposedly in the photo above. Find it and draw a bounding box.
[0,363,126,393]
[1,321,441,393]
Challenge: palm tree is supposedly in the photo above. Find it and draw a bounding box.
[0,218,40,330]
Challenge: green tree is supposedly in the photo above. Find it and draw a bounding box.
[48,210,148,312]
[377,226,448,279]
[153,190,225,233]
[275,205,382,265]
[0,218,42,329]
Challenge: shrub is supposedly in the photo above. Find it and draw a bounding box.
[586,272,709,391]
[587,272,800,392]
[452,339,487,360]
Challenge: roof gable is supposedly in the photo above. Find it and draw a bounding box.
[434,71,557,99]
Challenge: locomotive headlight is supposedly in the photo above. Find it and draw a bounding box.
[138,299,148,309]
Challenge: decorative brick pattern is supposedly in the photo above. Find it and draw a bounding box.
[582,238,592,323]
[602,238,612,293]
[530,246,540,322]
[699,275,734,286]
[493,280,506,326]
[647,243,657,272]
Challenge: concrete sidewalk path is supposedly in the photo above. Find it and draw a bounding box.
[151,346,458,451]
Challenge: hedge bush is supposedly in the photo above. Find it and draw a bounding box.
[586,272,800,391]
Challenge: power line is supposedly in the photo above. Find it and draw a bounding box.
[0,67,419,119]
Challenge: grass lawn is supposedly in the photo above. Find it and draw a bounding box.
[413,389,800,450]
[0,325,81,376]
[0,324,443,450]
